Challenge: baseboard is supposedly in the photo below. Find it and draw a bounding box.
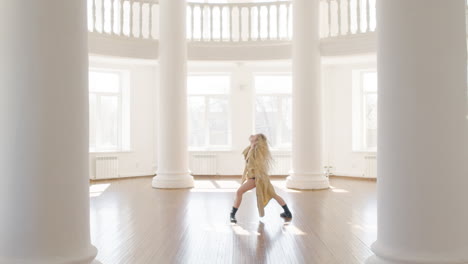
[330,174,376,181]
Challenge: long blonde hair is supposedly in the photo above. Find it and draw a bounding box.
[250,133,273,176]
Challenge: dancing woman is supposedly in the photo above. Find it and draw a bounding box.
[230,134,292,223]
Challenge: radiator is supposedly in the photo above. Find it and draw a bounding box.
[95,156,119,179]
[271,153,292,175]
[190,154,217,175]
[364,155,377,178]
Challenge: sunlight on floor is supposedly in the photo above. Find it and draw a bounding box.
[191,178,305,193]
[232,225,251,236]
[330,185,349,193]
[282,223,307,235]
[89,183,111,198]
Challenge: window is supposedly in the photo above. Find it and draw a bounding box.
[352,70,378,152]
[188,74,231,149]
[89,69,130,152]
[254,74,292,149]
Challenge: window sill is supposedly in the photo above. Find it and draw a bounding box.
[189,149,233,152]
[352,150,377,154]
[89,150,133,154]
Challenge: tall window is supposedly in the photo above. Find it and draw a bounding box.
[188,74,231,149]
[89,69,130,152]
[255,74,292,149]
[352,70,378,152]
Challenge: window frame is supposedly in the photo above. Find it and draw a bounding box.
[352,69,378,153]
[253,72,292,151]
[89,68,131,153]
[187,73,232,151]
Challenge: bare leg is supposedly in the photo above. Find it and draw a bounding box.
[273,194,286,207]
[233,178,256,208]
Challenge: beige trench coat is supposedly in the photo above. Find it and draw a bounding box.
[241,146,277,217]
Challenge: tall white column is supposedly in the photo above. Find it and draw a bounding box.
[287,0,329,190]
[0,1,97,263]
[153,0,194,189]
[367,1,468,263]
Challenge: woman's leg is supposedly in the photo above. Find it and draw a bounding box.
[273,192,292,219]
[273,194,286,206]
[233,178,256,208]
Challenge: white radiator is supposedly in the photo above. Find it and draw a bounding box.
[190,154,217,175]
[271,153,292,175]
[95,156,119,179]
[364,155,377,178]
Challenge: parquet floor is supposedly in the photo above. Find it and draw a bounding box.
[90,176,377,264]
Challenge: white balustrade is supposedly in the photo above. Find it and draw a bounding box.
[321,0,377,38]
[89,0,465,42]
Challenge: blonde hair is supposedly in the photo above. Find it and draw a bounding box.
[251,133,273,176]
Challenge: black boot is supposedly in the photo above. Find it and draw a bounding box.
[230,207,238,223]
[280,204,292,218]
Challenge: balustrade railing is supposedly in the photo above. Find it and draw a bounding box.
[320,0,376,38]
[87,0,159,39]
[87,0,382,43]
[186,1,292,42]
[87,0,293,42]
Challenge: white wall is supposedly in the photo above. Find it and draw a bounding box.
[187,61,293,175]
[89,56,158,179]
[88,55,377,179]
[323,54,377,178]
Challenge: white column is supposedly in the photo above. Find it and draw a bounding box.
[0,1,98,264]
[153,0,194,189]
[287,0,329,190]
[367,1,468,263]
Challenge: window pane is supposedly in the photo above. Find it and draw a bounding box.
[255,75,292,94]
[99,96,119,150]
[89,94,97,151]
[89,71,120,93]
[255,96,279,147]
[188,75,230,95]
[207,97,229,145]
[365,93,378,149]
[188,96,206,147]
[363,72,377,92]
[281,97,292,145]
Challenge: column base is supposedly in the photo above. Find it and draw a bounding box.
[0,246,97,264]
[286,173,329,190]
[366,243,468,264]
[152,172,194,189]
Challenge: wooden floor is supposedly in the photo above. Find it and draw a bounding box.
[90,176,377,264]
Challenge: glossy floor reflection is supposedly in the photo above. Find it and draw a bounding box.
[90,176,377,264]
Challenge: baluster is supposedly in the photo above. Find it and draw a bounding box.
[219,6,222,41]
[276,4,280,40]
[238,6,242,41]
[229,7,233,42]
[286,3,290,39]
[327,0,332,37]
[267,5,271,40]
[139,2,143,38]
[93,0,98,32]
[191,5,195,41]
[248,7,252,41]
[337,0,342,36]
[120,0,124,35]
[356,0,361,33]
[210,6,213,41]
[258,6,261,40]
[110,0,114,34]
[201,5,205,41]
[347,0,352,34]
[129,0,133,37]
[102,0,106,33]
[149,3,153,39]
[366,0,371,32]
